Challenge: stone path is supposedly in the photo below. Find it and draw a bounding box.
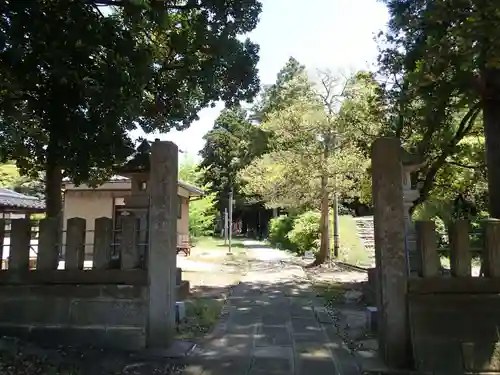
[182,241,361,375]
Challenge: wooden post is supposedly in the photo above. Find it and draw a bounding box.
[481,219,500,277]
[93,217,113,269]
[65,218,86,270]
[37,217,60,270]
[120,216,140,269]
[371,137,410,368]
[147,140,178,348]
[415,221,440,277]
[448,220,471,277]
[9,219,32,270]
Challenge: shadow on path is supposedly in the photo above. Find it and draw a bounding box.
[182,256,361,375]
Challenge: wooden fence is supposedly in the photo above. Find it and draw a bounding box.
[408,219,500,374]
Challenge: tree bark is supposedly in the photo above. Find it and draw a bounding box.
[333,193,339,258]
[45,135,63,219]
[310,175,330,267]
[483,88,500,218]
[410,103,480,214]
[319,178,330,262]
[311,133,332,266]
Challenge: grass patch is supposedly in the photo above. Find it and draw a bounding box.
[313,281,347,303]
[335,215,370,266]
[176,298,224,340]
[187,236,247,263]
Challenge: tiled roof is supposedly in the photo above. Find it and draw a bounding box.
[178,181,204,196]
[0,188,45,210]
[63,175,204,196]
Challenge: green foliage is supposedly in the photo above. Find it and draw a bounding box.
[240,83,369,209]
[239,66,377,264]
[377,0,500,216]
[287,211,321,255]
[176,298,223,340]
[178,157,217,237]
[335,215,370,266]
[199,106,268,210]
[189,193,217,237]
[199,58,316,213]
[268,215,296,250]
[0,162,44,198]
[0,162,19,189]
[179,155,203,185]
[252,57,314,123]
[0,0,262,216]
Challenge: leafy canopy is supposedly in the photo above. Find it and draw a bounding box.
[377,0,493,215]
[240,69,371,210]
[198,106,267,209]
[0,0,262,215]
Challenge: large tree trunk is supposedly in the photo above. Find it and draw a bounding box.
[314,174,330,266]
[482,68,500,218]
[45,136,63,219]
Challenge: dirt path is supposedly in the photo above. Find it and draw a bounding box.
[177,243,250,298]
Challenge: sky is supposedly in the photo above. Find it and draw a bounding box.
[133,0,390,161]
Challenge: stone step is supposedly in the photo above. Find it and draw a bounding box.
[355,216,375,254]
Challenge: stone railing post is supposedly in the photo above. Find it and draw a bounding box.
[371,137,410,368]
[147,140,178,348]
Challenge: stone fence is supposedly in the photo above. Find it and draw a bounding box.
[0,140,180,351]
[408,219,500,374]
[0,216,149,350]
[371,137,500,374]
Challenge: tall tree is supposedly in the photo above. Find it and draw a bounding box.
[378,0,500,216]
[252,57,314,122]
[179,156,217,237]
[0,0,261,217]
[240,70,369,264]
[179,155,203,185]
[198,106,267,212]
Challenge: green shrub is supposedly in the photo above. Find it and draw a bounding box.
[287,210,321,255]
[268,215,296,250]
[189,193,217,237]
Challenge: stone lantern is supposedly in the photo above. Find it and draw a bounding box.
[401,147,425,274]
[114,138,158,263]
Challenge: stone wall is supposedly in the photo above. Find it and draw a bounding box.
[0,140,182,350]
[408,219,500,374]
[409,292,500,374]
[0,284,148,350]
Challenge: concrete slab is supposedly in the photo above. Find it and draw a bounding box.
[255,325,291,346]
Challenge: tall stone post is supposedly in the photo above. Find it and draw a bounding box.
[147,140,178,348]
[371,137,410,368]
[402,163,424,274]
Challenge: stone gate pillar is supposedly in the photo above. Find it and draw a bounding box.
[147,140,178,348]
[371,137,410,368]
[402,155,425,274]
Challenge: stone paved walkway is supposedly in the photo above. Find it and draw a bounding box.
[182,241,361,375]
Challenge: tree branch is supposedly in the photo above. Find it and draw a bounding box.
[448,161,483,169]
[92,0,202,10]
[410,102,481,213]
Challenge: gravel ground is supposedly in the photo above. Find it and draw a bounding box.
[0,337,186,375]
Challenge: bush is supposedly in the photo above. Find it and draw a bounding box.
[287,210,321,255]
[268,215,296,250]
[189,193,217,237]
[432,216,448,249]
[338,203,354,216]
